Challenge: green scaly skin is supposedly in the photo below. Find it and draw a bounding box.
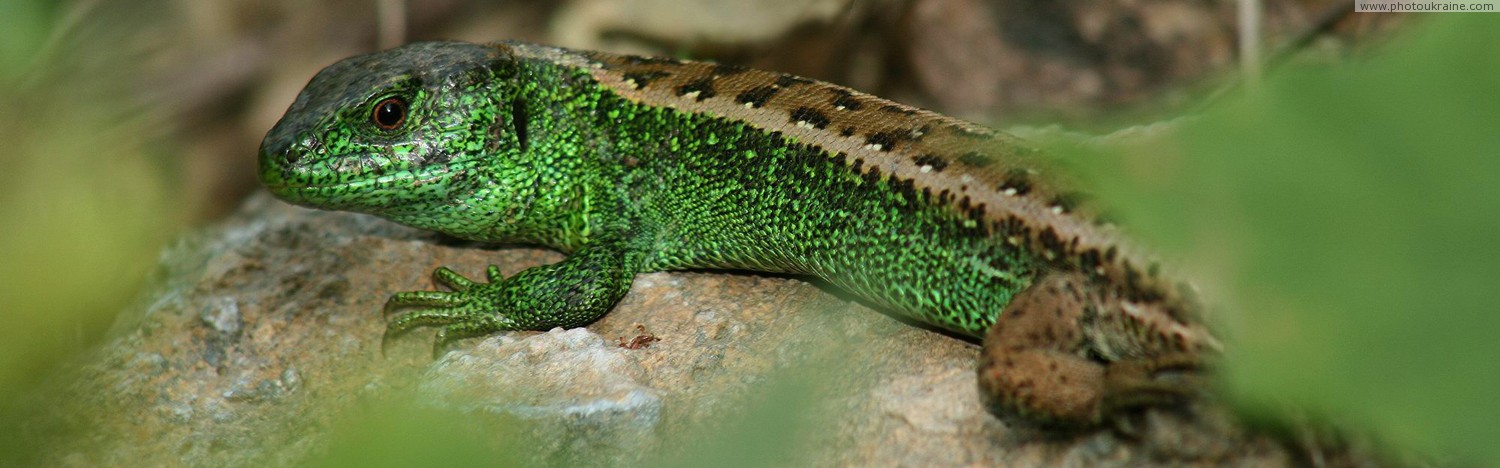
[260,41,1218,428]
[261,41,1029,341]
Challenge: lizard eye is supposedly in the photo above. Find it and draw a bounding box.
[372,97,408,130]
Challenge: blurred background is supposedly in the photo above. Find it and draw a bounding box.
[7,0,1499,465]
[4,0,1399,222]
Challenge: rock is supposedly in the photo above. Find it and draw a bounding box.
[421,328,664,465]
[21,192,1318,466]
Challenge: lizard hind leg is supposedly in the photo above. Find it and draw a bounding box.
[977,272,1109,428]
[976,272,1201,429]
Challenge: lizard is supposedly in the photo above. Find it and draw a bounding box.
[258,40,1223,428]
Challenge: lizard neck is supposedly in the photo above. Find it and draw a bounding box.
[486,53,637,252]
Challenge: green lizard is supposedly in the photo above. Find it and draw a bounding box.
[259,41,1221,428]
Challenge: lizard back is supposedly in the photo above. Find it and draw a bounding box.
[499,41,1201,327]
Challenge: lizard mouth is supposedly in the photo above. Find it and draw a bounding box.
[262,158,477,208]
[265,171,434,191]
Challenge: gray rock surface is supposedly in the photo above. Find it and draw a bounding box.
[23,192,1315,466]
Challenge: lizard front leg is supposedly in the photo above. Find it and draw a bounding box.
[383,239,642,357]
[977,272,1205,428]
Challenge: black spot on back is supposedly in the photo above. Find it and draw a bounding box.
[775,74,813,88]
[1001,169,1033,195]
[912,154,949,172]
[735,86,779,108]
[957,151,993,168]
[1050,192,1086,213]
[1038,227,1064,258]
[864,131,899,151]
[830,89,864,110]
[622,70,672,88]
[621,55,681,66]
[1078,249,1101,273]
[711,63,748,76]
[994,215,1024,237]
[879,104,917,115]
[908,124,933,141]
[790,107,831,129]
[861,164,883,185]
[676,78,717,100]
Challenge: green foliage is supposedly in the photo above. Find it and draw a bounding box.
[310,393,523,467]
[1067,16,1500,463]
[3,1,1490,463]
[659,337,840,468]
[0,0,53,76]
[0,0,179,462]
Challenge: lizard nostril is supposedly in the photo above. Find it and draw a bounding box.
[258,129,299,167]
[276,137,320,167]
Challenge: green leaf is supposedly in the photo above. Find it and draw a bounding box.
[1074,16,1499,462]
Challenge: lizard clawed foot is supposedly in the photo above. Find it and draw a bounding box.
[381,267,476,316]
[430,320,509,358]
[1099,352,1210,432]
[379,266,513,357]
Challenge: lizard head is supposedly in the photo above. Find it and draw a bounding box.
[259,41,529,232]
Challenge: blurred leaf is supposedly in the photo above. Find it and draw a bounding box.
[1066,16,1498,463]
[0,0,54,76]
[309,394,523,468]
[0,0,181,463]
[662,350,831,468]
